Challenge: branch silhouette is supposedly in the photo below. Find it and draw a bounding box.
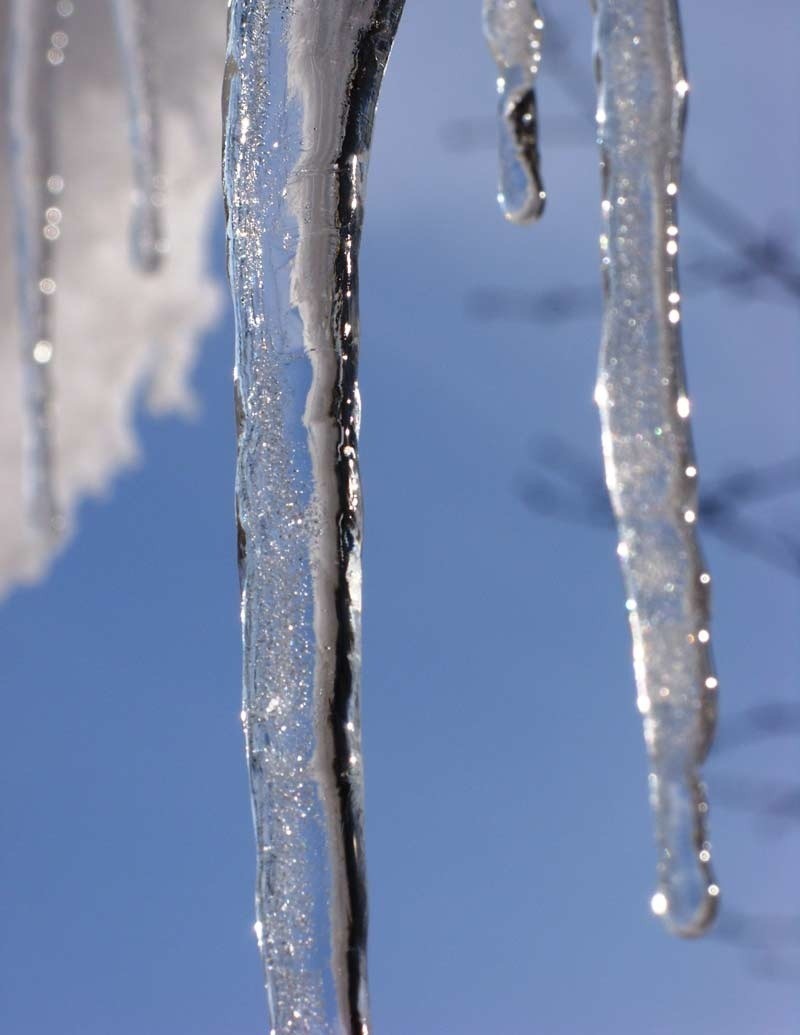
[516,438,800,977]
[713,910,800,981]
[448,12,800,321]
[516,437,800,578]
[459,7,799,983]
[716,701,800,753]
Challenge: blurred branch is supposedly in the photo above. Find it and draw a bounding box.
[713,910,800,981]
[516,436,800,975]
[441,114,587,153]
[516,436,800,578]
[464,8,800,980]
[467,247,798,324]
[713,774,800,833]
[716,701,800,753]
[448,10,800,321]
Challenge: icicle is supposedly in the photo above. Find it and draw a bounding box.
[109,0,166,271]
[593,0,719,937]
[222,2,405,1030]
[8,0,70,543]
[483,0,546,223]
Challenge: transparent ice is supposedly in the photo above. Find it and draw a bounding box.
[2,2,725,1029]
[222,1,405,1030]
[483,0,546,223]
[8,0,70,544]
[110,0,166,271]
[593,0,719,937]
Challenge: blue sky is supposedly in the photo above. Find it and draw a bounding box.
[1,2,798,1032]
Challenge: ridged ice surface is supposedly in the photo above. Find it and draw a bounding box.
[110,0,166,271]
[223,1,404,1031]
[483,0,546,223]
[593,0,719,936]
[8,0,70,544]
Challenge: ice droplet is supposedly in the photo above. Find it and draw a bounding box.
[593,0,719,937]
[483,0,546,223]
[223,1,405,1030]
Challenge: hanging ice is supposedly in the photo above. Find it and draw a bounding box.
[483,0,546,223]
[222,1,405,1030]
[593,0,719,937]
[8,0,71,544]
[109,0,166,271]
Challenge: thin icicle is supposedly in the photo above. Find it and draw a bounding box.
[593,0,718,937]
[483,0,546,223]
[8,0,70,543]
[110,0,166,271]
[222,2,405,1031]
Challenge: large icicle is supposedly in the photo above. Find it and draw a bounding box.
[109,0,166,271]
[8,0,70,544]
[483,0,546,223]
[593,0,719,937]
[222,2,405,1031]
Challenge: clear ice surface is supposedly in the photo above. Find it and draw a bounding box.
[110,0,166,271]
[483,0,546,223]
[593,0,719,937]
[223,1,405,1030]
[8,0,68,543]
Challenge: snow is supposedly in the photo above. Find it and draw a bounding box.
[0,0,225,596]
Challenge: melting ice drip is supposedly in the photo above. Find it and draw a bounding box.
[8,0,73,543]
[7,0,165,544]
[484,0,718,938]
[110,0,167,271]
[483,0,546,224]
[593,0,719,937]
[223,1,405,1030]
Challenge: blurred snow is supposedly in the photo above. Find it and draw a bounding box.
[0,0,225,593]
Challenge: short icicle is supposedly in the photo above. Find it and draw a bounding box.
[8,0,71,544]
[222,2,405,1031]
[593,0,719,937]
[483,0,546,223]
[109,0,166,271]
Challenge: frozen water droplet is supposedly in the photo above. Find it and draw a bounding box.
[483,0,546,223]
